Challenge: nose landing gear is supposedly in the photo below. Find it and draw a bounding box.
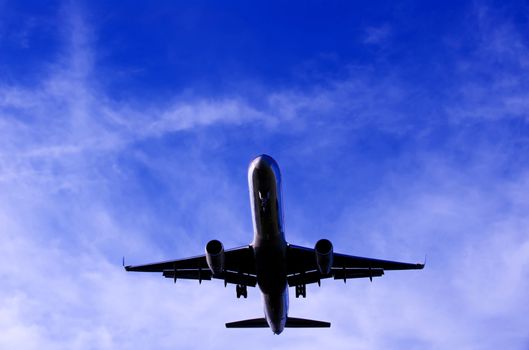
[236,284,248,298]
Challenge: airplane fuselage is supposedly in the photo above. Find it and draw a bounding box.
[248,155,288,334]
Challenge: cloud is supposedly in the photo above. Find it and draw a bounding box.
[1,2,529,350]
[447,5,529,122]
[331,154,529,348]
[363,25,391,45]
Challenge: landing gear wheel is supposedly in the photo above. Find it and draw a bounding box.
[295,284,306,298]
[236,284,247,298]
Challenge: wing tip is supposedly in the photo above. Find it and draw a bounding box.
[419,254,427,269]
[122,256,133,271]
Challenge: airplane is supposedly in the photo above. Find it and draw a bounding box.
[124,154,424,334]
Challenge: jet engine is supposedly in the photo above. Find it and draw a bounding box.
[315,239,333,275]
[205,239,225,275]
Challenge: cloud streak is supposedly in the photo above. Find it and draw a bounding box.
[1,2,529,350]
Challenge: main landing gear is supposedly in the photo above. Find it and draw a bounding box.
[295,284,306,298]
[236,284,247,298]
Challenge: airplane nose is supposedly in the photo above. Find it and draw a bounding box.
[248,154,282,186]
[250,154,281,177]
[252,154,277,170]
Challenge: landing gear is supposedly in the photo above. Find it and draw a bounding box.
[295,284,306,298]
[236,284,247,298]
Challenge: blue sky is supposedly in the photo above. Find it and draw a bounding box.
[1,1,529,349]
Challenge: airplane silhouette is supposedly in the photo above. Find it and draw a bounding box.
[125,154,424,334]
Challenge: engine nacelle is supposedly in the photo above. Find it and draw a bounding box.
[315,239,333,275]
[205,239,225,275]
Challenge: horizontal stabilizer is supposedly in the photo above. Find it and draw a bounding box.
[226,317,330,328]
[286,317,330,328]
[226,318,268,328]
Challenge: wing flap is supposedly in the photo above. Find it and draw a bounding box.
[162,269,212,281]
[287,268,384,286]
[332,267,384,280]
[161,269,256,286]
[221,271,257,287]
[287,270,329,287]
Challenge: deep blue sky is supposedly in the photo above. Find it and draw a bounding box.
[1,1,529,349]
[2,2,493,95]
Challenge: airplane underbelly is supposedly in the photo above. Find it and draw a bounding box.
[263,288,288,333]
[255,244,287,293]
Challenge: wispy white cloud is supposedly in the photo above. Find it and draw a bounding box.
[330,153,529,348]
[363,24,391,45]
[448,5,529,122]
[1,2,529,350]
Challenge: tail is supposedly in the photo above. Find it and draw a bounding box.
[225,317,330,328]
[225,318,268,328]
[286,317,330,328]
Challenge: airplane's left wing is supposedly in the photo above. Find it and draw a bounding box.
[286,244,424,286]
[125,245,257,287]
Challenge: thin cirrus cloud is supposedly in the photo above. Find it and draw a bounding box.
[363,25,391,45]
[1,2,529,350]
[446,7,529,123]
